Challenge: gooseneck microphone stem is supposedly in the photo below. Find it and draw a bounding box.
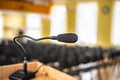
[13,35,56,57]
[23,57,27,74]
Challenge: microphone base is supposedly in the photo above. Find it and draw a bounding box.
[9,70,35,80]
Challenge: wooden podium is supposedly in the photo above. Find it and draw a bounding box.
[0,61,77,80]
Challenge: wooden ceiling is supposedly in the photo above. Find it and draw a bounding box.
[0,0,79,14]
[0,0,53,14]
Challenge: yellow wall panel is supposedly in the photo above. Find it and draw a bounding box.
[41,17,50,37]
[97,0,114,47]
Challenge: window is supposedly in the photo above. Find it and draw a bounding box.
[26,13,41,38]
[50,5,67,36]
[111,1,120,45]
[76,2,98,44]
[0,12,3,39]
[50,5,67,43]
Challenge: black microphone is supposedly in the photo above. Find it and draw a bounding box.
[50,33,78,43]
[9,33,78,80]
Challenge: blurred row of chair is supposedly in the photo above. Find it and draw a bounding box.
[0,40,120,66]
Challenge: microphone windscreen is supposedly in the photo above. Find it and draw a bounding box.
[57,33,78,43]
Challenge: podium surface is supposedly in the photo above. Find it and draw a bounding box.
[0,61,77,80]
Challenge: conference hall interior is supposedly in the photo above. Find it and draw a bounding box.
[0,0,120,80]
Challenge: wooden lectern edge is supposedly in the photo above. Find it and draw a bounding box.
[0,61,77,80]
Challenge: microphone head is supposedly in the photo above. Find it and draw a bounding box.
[57,33,78,43]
